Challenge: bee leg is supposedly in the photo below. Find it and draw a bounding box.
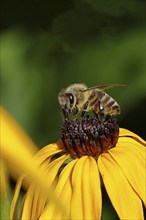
[61,108,69,121]
[93,100,105,122]
[98,101,106,122]
[81,101,89,118]
[72,106,79,120]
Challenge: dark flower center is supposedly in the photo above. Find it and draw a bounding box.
[61,115,119,158]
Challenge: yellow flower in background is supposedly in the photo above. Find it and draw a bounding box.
[10,114,146,220]
[1,106,38,184]
[0,106,68,219]
[0,106,38,219]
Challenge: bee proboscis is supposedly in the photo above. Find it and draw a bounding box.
[58,83,124,120]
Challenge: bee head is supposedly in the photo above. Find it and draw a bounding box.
[58,90,75,112]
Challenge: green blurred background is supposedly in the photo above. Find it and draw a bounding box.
[0,0,145,219]
[1,0,145,146]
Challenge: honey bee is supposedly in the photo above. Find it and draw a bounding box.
[58,83,124,120]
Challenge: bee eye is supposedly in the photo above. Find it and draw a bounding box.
[68,93,74,105]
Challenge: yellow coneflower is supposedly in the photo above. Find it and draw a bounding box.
[1,106,38,183]
[11,115,146,220]
[1,106,69,219]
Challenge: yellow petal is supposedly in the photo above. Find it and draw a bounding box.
[70,156,102,220]
[1,106,69,219]
[9,148,70,219]
[10,176,24,220]
[52,159,77,219]
[109,136,146,206]
[21,184,35,220]
[40,159,78,220]
[82,157,102,219]
[34,143,63,168]
[1,106,38,183]
[98,153,144,219]
[21,154,69,220]
[119,128,145,145]
[44,154,69,184]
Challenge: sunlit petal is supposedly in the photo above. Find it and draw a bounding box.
[1,106,69,219]
[21,184,35,220]
[82,157,102,219]
[98,153,144,219]
[108,136,146,206]
[1,106,38,183]
[34,142,64,167]
[39,159,78,220]
[70,156,102,220]
[10,176,24,220]
[21,154,69,220]
[119,128,145,145]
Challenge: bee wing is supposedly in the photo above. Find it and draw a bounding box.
[82,84,125,92]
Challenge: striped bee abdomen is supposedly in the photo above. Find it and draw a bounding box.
[101,93,120,115]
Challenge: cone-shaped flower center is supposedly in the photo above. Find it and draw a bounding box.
[61,115,119,158]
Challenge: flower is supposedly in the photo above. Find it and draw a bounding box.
[11,115,146,220]
[1,106,38,183]
[1,106,68,219]
[0,106,38,219]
